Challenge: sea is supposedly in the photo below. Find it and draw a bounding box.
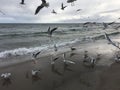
[0,23,119,66]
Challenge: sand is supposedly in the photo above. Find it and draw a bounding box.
[0,39,120,90]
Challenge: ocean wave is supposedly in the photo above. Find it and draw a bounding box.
[0,39,80,59]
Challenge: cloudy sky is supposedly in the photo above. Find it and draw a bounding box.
[0,0,120,23]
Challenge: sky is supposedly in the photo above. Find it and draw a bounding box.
[0,0,120,23]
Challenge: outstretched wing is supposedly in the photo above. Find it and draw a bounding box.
[50,27,58,35]
[41,0,46,3]
[104,33,120,49]
[35,5,44,15]
[61,3,63,8]
[47,26,51,35]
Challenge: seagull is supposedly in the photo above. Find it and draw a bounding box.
[35,0,49,15]
[1,73,11,79]
[32,51,41,59]
[47,26,58,37]
[51,56,59,65]
[51,56,60,74]
[90,57,96,68]
[61,3,67,10]
[67,0,77,6]
[114,51,120,62]
[63,53,75,64]
[83,51,89,62]
[114,25,120,30]
[108,22,115,25]
[76,9,81,12]
[83,56,96,68]
[70,47,76,51]
[32,70,40,76]
[54,44,58,52]
[103,22,108,30]
[20,0,25,5]
[51,9,57,14]
[104,33,120,49]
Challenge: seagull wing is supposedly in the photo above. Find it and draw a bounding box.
[61,3,63,8]
[66,60,75,64]
[34,51,41,58]
[22,0,24,3]
[104,33,120,49]
[64,6,67,8]
[50,27,58,35]
[35,5,44,15]
[47,26,51,35]
[53,57,59,61]
[41,0,46,3]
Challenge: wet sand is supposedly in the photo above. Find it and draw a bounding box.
[0,39,120,90]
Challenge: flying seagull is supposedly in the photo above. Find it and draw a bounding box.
[108,22,115,25]
[1,73,11,79]
[67,0,77,6]
[103,22,108,30]
[61,3,67,10]
[51,9,57,14]
[0,10,5,15]
[47,27,58,37]
[63,53,75,64]
[83,22,91,26]
[35,0,49,15]
[32,51,41,59]
[20,0,25,5]
[114,25,120,30]
[76,9,81,12]
[104,33,120,49]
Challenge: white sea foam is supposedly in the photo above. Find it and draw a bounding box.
[0,39,80,59]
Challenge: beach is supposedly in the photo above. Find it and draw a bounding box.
[0,38,120,90]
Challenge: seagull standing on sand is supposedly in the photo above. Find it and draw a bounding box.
[20,0,25,5]
[61,3,67,10]
[32,70,40,76]
[114,51,120,63]
[63,53,75,64]
[35,0,49,15]
[1,73,11,79]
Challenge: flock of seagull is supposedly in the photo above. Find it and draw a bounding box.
[20,0,79,15]
[1,23,120,86]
